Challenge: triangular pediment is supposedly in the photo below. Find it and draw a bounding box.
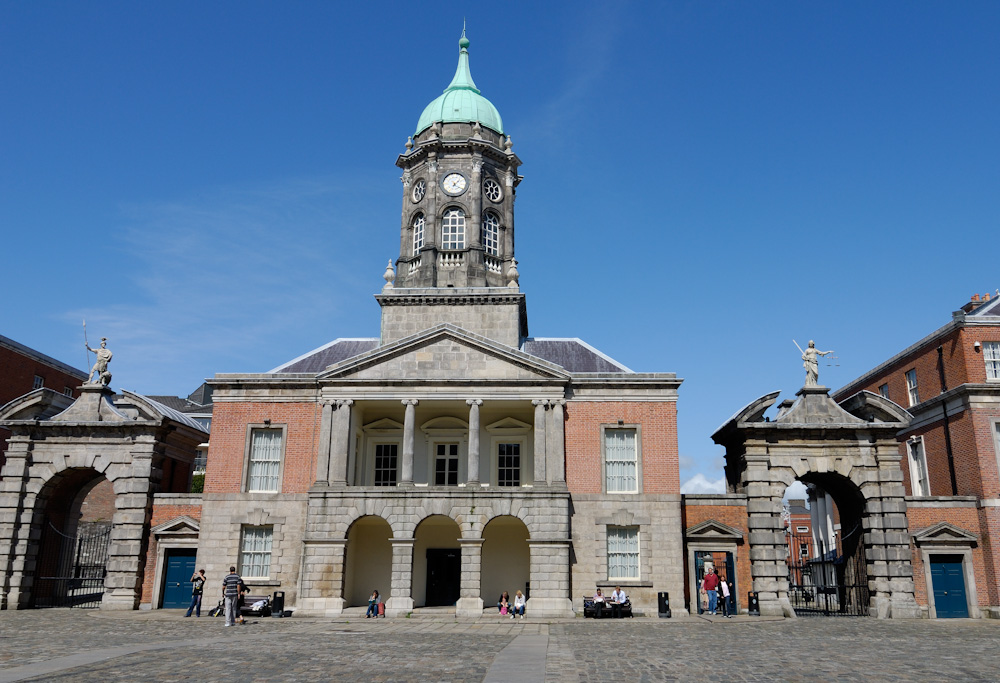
[912,521,978,546]
[318,324,570,382]
[363,417,404,433]
[151,515,201,536]
[685,519,744,541]
[486,417,531,434]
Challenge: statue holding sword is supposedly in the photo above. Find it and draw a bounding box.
[794,339,833,387]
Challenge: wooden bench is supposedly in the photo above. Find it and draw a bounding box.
[582,595,633,618]
[239,594,272,618]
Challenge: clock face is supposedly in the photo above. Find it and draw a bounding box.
[483,178,502,202]
[442,172,468,195]
[411,179,426,203]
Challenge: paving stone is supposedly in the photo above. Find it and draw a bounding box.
[0,610,997,682]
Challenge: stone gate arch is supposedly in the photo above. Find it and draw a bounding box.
[713,386,921,619]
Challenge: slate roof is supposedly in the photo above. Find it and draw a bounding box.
[125,393,210,434]
[521,338,633,373]
[145,395,213,415]
[0,334,87,380]
[969,296,1000,317]
[266,336,633,376]
[270,338,379,374]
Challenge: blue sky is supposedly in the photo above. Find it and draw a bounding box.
[3,1,998,494]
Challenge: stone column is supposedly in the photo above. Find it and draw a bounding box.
[401,400,418,485]
[466,399,482,485]
[532,400,547,485]
[0,438,33,609]
[103,449,157,610]
[315,401,334,486]
[547,399,566,487]
[526,539,574,617]
[329,400,353,486]
[386,537,415,616]
[297,538,348,616]
[456,537,485,617]
[744,457,794,617]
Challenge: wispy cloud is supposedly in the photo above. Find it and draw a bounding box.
[66,175,390,394]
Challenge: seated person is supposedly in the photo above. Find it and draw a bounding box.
[497,591,511,615]
[366,589,380,619]
[610,586,627,619]
[593,588,606,618]
[511,590,526,619]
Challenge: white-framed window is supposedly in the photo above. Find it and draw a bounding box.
[32,375,44,389]
[483,212,500,256]
[796,526,809,533]
[905,369,919,406]
[373,443,398,487]
[878,383,890,399]
[800,543,810,557]
[497,442,520,487]
[435,442,459,486]
[240,525,273,578]
[604,428,638,493]
[441,208,465,250]
[984,342,1000,381]
[412,213,425,254]
[62,387,74,397]
[607,526,639,580]
[247,428,283,492]
[907,437,930,496]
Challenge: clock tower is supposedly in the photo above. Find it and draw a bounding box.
[378,30,528,347]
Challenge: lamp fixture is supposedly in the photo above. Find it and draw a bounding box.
[973,341,982,353]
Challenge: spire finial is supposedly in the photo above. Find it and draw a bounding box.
[459,21,470,50]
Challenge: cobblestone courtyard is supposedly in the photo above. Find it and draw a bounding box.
[0,610,997,682]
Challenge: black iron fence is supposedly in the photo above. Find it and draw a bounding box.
[787,530,869,617]
[31,521,111,609]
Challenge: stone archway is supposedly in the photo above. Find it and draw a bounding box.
[481,515,530,608]
[713,386,921,619]
[343,515,393,608]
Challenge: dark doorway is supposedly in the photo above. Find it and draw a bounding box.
[161,549,197,608]
[930,555,968,618]
[694,551,737,615]
[425,548,460,606]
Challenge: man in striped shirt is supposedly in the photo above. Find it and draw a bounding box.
[222,566,247,627]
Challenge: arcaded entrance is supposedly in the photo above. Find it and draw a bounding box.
[481,515,529,605]
[413,515,461,607]
[714,387,921,618]
[344,515,393,607]
[31,469,114,608]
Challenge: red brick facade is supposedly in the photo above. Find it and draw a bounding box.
[204,402,321,494]
[140,503,203,605]
[564,401,679,494]
[680,502,751,610]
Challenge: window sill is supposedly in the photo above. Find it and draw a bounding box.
[243,579,281,587]
[598,581,652,589]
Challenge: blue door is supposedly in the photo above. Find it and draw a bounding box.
[930,555,968,618]
[162,550,197,608]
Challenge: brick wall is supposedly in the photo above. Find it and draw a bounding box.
[681,501,751,611]
[204,402,321,494]
[906,506,989,608]
[140,502,203,605]
[564,402,679,495]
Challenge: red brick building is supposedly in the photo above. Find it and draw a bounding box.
[0,335,87,470]
[833,293,1000,618]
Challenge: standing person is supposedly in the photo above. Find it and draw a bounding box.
[511,590,526,619]
[222,565,246,627]
[717,571,732,618]
[184,568,206,617]
[592,588,606,618]
[366,590,380,619]
[610,586,628,619]
[701,567,720,614]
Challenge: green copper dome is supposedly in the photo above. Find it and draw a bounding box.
[415,31,503,135]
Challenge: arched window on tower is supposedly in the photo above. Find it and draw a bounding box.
[412,213,425,254]
[483,212,500,256]
[441,208,466,250]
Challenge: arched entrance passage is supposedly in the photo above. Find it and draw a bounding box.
[413,515,461,607]
[713,387,921,619]
[481,515,529,606]
[784,475,869,616]
[343,516,392,608]
[31,468,114,608]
